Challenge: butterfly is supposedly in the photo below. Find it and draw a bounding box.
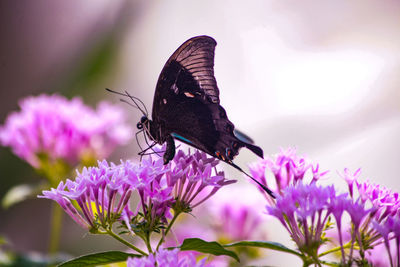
[107,35,274,197]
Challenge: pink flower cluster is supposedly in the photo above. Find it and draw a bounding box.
[168,150,235,210]
[0,94,131,168]
[267,183,334,251]
[249,148,328,197]
[39,149,234,233]
[343,169,400,266]
[254,148,400,266]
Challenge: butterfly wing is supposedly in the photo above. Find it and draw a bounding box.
[152,35,263,163]
[153,35,219,116]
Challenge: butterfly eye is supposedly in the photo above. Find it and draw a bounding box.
[140,116,148,124]
[137,122,143,129]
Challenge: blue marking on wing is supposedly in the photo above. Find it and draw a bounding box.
[234,129,254,144]
[171,133,193,144]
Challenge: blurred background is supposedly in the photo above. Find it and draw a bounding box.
[0,0,399,266]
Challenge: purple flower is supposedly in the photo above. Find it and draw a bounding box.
[267,183,336,254]
[167,150,236,210]
[371,215,400,267]
[345,200,370,231]
[340,168,361,198]
[127,249,209,267]
[208,185,267,242]
[39,160,132,230]
[356,180,399,217]
[39,148,233,237]
[216,204,262,241]
[343,173,400,264]
[340,170,400,221]
[0,94,130,168]
[250,148,328,197]
[121,158,173,224]
[327,193,351,262]
[127,254,155,267]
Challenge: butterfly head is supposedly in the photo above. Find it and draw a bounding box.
[137,115,158,142]
[137,115,149,130]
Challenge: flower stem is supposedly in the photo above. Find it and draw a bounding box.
[318,242,353,257]
[106,229,148,256]
[156,211,180,251]
[49,202,63,254]
[145,231,153,254]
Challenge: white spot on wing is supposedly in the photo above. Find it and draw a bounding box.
[163,98,167,104]
[184,92,195,98]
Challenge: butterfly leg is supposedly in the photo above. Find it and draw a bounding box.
[163,135,176,165]
[138,142,157,156]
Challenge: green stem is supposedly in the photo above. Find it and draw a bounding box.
[106,229,148,256]
[145,231,153,254]
[49,202,63,254]
[319,260,341,267]
[318,242,353,257]
[156,211,180,251]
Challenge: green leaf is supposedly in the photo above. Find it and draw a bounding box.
[179,238,239,262]
[2,183,47,209]
[1,252,69,267]
[224,241,303,258]
[58,251,140,267]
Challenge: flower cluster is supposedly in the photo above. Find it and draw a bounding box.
[342,169,400,266]
[120,157,174,234]
[126,248,209,267]
[258,149,400,266]
[0,94,130,168]
[267,182,372,263]
[207,185,266,242]
[39,149,234,251]
[167,150,236,212]
[267,184,331,255]
[249,148,328,197]
[39,160,135,230]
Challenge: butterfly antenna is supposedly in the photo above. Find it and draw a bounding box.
[119,98,141,111]
[124,90,149,117]
[230,162,275,198]
[105,88,148,116]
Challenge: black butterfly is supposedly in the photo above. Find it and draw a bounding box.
[107,36,273,197]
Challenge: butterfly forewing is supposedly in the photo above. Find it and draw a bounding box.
[152,36,219,118]
[151,35,263,164]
